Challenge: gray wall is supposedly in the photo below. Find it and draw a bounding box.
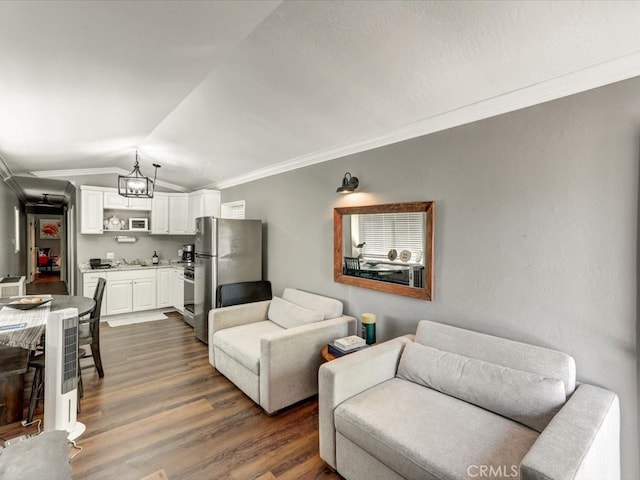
[76,230,194,267]
[0,180,25,278]
[221,77,640,478]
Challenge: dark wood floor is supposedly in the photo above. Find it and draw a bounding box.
[0,309,341,480]
[26,278,68,295]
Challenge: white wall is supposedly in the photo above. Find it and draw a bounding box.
[221,77,640,478]
[0,180,25,277]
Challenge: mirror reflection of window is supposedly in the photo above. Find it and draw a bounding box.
[349,213,425,264]
[342,212,426,288]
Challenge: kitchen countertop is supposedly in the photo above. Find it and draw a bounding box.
[79,260,192,273]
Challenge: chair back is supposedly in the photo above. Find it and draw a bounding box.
[344,256,360,273]
[216,281,272,308]
[37,248,51,267]
[89,278,106,335]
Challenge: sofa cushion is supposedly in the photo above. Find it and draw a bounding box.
[268,296,323,329]
[213,320,284,374]
[414,320,576,396]
[282,288,343,319]
[397,342,566,432]
[335,377,539,480]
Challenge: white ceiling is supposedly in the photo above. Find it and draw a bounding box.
[1,1,640,202]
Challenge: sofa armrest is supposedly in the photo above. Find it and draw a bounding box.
[318,334,414,469]
[520,383,620,480]
[208,300,271,366]
[209,300,270,334]
[258,315,357,414]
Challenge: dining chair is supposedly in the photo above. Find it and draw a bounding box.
[37,248,52,272]
[26,288,106,422]
[79,277,106,378]
[26,351,45,423]
[344,256,361,274]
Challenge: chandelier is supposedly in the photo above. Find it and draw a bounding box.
[118,151,161,198]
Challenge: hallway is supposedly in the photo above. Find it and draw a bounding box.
[26,277,67,295]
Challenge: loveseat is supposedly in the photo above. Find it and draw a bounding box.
[319,320,620,480]
[209,288,356,414]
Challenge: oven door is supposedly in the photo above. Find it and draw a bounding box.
[183,270,195,327]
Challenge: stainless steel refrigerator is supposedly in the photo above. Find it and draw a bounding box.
[194,217,262,343]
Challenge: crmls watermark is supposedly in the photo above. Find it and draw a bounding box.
[467,464,519,478]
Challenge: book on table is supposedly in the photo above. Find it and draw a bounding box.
[334,335,366,350]
[328,342,369,357]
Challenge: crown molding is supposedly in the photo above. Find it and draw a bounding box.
[208,50,640,190]
[0,152,27,203]
[31,167,189,193]
[0,152,14,180]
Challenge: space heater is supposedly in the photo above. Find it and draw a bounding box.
[44,308,85,440]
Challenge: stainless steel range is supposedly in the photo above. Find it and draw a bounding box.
[183,266,195,327]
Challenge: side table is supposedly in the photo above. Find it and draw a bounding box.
[321,343,375,362]
[321,344,336,362]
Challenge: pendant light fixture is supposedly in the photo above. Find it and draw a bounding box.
[118,151,161,198]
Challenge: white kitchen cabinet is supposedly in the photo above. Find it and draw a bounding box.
[80,184,220,236]
[104,269,155,315]
[82,268,170,316]
[151,193,169,234]
[80,186,104,234]
[188,189,220,233]
[168,194,190,234]
[82,271,107,317]
[104,190,152,210]
[156,268,173,308]
[106,279,133,315]
[132,274,157,311]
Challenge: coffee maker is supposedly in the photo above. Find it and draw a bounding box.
[182,244,195,262]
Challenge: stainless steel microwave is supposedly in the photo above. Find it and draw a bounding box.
[129,218,149,231]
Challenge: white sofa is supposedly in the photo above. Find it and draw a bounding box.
[319,320,620,480]
[209,288,356,414]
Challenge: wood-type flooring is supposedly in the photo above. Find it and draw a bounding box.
[0,310,342,480]
[26,278,68,295]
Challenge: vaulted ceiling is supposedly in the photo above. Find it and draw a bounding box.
[1,1,640,204]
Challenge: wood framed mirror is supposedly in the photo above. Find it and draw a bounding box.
[334,201,434,300]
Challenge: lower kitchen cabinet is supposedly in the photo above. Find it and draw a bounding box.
[84,267,179,316]
[156,268,173,308]
[107,279,133,315]
[133,274,157,311]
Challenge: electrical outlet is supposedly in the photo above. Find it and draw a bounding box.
[106,252,115,259]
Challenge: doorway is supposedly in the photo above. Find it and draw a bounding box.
[27,214,64,284]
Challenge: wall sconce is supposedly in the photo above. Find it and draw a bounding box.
[336,172,359,193]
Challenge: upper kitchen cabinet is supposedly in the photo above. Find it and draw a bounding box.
[80,185,220,235]
[104,190,152,210]
[188,190,220,234]
[151,192,189,235]
[80,186,104,234]
[151,193,170,234]
[152,190,220,235]
[168,194,190,234]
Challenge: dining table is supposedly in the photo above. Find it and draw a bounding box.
[0,294,96,425]
[0,295,96,350]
